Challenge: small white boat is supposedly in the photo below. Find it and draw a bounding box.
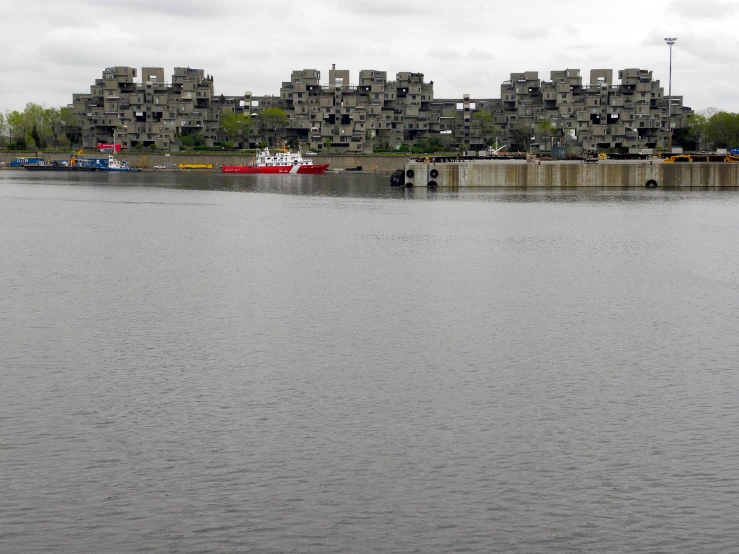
[102,155,140,172]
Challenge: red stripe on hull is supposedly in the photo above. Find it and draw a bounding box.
[222,165,330,174]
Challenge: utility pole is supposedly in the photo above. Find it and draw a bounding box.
[664,37,677,153]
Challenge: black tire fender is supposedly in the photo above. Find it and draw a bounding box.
[406,168,414,178]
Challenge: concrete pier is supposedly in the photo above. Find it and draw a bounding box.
[404,160,739,188]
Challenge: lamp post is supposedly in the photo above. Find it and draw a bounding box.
[664,37,677,153]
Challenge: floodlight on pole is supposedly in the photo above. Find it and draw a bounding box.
[664,37,677,153]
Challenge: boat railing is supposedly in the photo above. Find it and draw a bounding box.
[408,154,527,164]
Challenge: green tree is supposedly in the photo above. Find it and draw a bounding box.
[23,103,48,147]
[31,124,42,148]
[673,126,696,151]
[59,106,79,146]
[536,118,557,151]
[7,110,26,146]
[220,110,253,147]
[60,106,77,126]
[260,107,287,144]
[472,110,500,146]
[706,111,739,148]
[536,119,556,137]
[510,124,535,152]
[42,107,62,147]
[702,106,720,119]
[179,135,195,148]
[178,134,206,149]
[685,112,707,151]
[439,135,456,152]
[0,112,7,147]
[414,136,449,154]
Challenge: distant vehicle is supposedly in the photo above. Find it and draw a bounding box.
[153,164,167,170]
[305,151,318,156]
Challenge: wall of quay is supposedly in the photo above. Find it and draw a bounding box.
[404,160,739,188]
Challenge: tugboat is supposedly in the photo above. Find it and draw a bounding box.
[101,155,140,172]
[222,145,329,174]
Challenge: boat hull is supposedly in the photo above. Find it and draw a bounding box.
[221,164,329,175]
[23,165,97,171]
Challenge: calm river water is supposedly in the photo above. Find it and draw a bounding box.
[1,171,739,553]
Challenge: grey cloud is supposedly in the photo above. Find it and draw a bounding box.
[221,48,276,63]
[37,22,139,67]
[666,0,739,18]
[324,0,439,17]
[467,49,496,60]
[681,35,739,65]
[83,0,235,18]
[506,25,553,40]
[425,49,462,60]
[642,27,739,65]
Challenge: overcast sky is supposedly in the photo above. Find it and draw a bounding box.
[2,0,738,113]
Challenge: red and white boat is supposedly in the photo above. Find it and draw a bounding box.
[222,147,329,174]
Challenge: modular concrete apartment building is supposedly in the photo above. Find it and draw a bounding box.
[71,66,245,150]
[483,68,692,153]
[278,65,435,153]
[71,65,692,153]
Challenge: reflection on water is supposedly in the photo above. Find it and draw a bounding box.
[5,169,739,204]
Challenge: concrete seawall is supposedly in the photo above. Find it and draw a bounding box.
[404,160,739,188]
